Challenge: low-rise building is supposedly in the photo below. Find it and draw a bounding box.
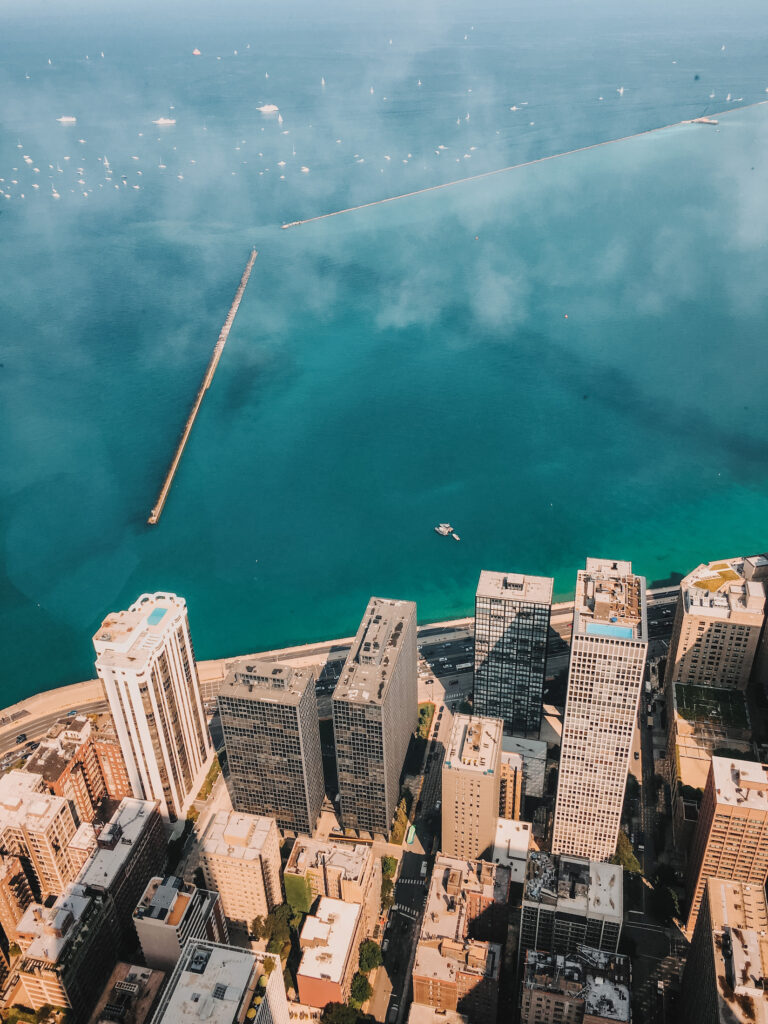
[681,877,768,1024]
[0,770,84,899]
[134,876,228,973]
[76,798,165,954]
[521,852,622,958]
[296,897,363,1008]
[24,716,108,824]
[412,857,508,1022]
[492,818,532,887]
[86,962,165,1024]
[0,854,34,944]
[10,883,121,1023]
[407,1007,469,1024]
[149,941,289,1024]
[284,837,381,938]
[520,946,631,1024]
[197,811,282,928]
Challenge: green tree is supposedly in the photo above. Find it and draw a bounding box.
[610,830,641,874]
[381,856,397,880]
[358,939,383,974]
[350,972,373,1008]
[320,1005,375,1024]
[381,877,394,910]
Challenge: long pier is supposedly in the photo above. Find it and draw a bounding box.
[147,248,258,525]
[282,100,768,230]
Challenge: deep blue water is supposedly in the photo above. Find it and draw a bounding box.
[1,0,768,700]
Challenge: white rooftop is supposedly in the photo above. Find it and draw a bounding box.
[444,715,502,775]
[0,770,68,833]
[77,799,158,892]
[18,884,91,965]
[476,570,553,606]
[501,735,547,762]
[286,836,369,883]
[150,941,272,1023]
[681,557,766,621]
[298,897,360,985]
[407,1006,469,1024]
[573,558,646,640]
[711,757,768,811]
[201,811,275,863]
[493,818,532,884]
[94,593,187,671]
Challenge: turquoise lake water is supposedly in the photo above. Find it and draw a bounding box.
[1,0,768,699]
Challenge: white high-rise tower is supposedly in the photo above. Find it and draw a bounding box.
[552,559,648,861]
[93,593,213,822]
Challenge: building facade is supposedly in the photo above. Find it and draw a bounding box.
[134,876,228,972]
[473,571,553,737]
[333,597,418,836]
[520,946,631,1024]
[520,852,622,958]
[93,592,213,822]
[552,558,648,862]
[196,811,282,928]
[681,877,768,1024]
[685,757,768,936]
[499,750,524,820]
[92,713,134,801]
[0,771,85,900]
[665,556,766,691]
[23,716,108,824]
[149,942,290,1024]
[0,855,34,945]
[218,661,324,834]
[442,715,503,861]
[284,836,382,939]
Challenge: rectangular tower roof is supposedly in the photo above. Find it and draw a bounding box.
[476,570,554,605]
[333,597,415,705]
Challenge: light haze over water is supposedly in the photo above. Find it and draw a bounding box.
[1,0,768,699]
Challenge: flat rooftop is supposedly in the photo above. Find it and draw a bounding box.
[681,556,766,621]
[523,852,622,924]
[150,941,272,1024]
[414,937,501,984]
[476,570,554,606]
[707,878,768,1024]
[93,593,187,671]
[77,799,158,893]
[711,757,768,811]
[423,856,509,943]
[333,597,416,705]
[524,947,630,1023]
[220,660,316,706]
[573,558,646,641]
[86,962,165,1024]
[18,884,92,965]
[135,876,196,928]
[493,819,532,884]
[444,715,502,775]
[286,836,369,883]
[0,770,68,833]
[501,735,547,762]
[407,1005,468,1024]
[201,811,275,862]
[25,716,93,783]
[298,897,360,984]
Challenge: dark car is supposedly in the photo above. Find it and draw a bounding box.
[15,733,27,745]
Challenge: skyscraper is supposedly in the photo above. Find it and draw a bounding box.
[442,714,503,860]
[665,556,766,692]
[218,660,324,833]
[333,597,417,836]
[473,571,553,737]
[685,757,768,937]
[93,593,213,822]
[552,559,647,862]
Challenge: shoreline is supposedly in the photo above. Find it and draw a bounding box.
[0,589,671,746]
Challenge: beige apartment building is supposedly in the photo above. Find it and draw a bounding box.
[681,877,768,1024]
[685,757,768,936]
[134,875,228,973]
[196,811,282,928]
[296,896,363,1008]
[284,836,381,938]
[442,715,503,861]
[520,946,631,1024]
[665,556,766,691]
[0,771,86,899]
[499,750,524,820]
[552,558,648,862]
[0,855,34,945]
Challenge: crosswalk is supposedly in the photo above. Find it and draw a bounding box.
[392,903,420,920]
[397,878,424,886]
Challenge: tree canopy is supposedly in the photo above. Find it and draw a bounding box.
[350,972,373,1007]
[610,830,641,874]
[358,939,383,974]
